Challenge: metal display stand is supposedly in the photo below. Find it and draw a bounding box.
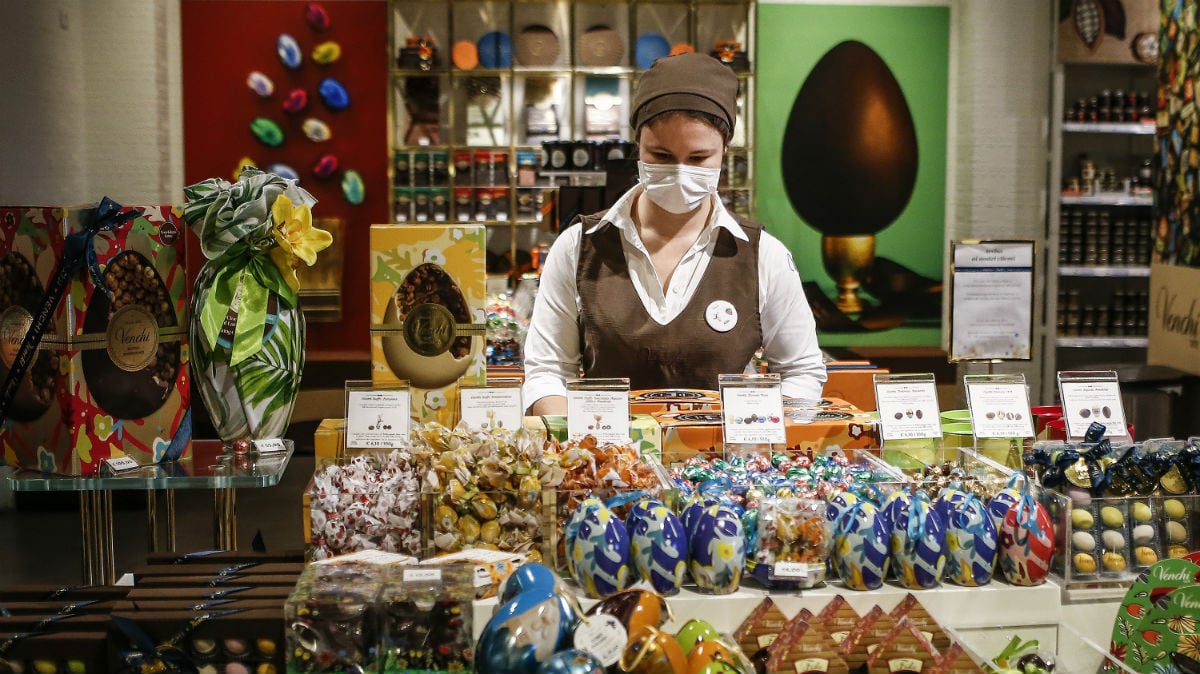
[5,440,293,585]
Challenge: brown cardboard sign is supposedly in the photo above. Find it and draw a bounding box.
[1148,263,1200,376]
[838,606,894,673]
[930,643,986,674]
[734,597,796,652]
[766,618,850,674]
[813,595,862,647]
[887,593,951,649]
[867,617,939,674]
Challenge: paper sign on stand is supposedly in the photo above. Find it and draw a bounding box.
[566,378,630,444]
[874,374,943,441]
[963,374,1034,439]
[1057,370,1131,441]
[949,240,1035,361]
[460,379,523,431]
[719,373,786,445]
[345,380,411,449]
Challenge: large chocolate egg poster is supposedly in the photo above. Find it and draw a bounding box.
[756,3,949,346]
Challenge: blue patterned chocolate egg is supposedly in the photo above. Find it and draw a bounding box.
[986,487,1024,534]
[502,562,565,603]
[627,498,688,595]
[879,490,909,540]
[688,505,745,594]
[933,488,968,527]
[889,495,946,590]
[477,589,577,674]
[563,496,604,578]
[943,494,997,587]
[833,501,890,591]
[681,496,720,541]
[537,649,606,674]
[571,503,632,598]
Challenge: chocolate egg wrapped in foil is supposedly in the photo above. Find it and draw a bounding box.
[570,500,632,598]
[832,500,889,591]
[627,498,688,595]
[277,33,303,69]
[688,504,745,595]
[888,492,946,590]
[942,493,997,587]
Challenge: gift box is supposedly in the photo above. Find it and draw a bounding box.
[629,388,722,415]
[379,564,476,673]
[314,417,345,461]
[0,206,72,472]
[0,631,108,674]
[370,224,487,427]
[108,609,284,673]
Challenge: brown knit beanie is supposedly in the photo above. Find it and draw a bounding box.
[630,52,738,135]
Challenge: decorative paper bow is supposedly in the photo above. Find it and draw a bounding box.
[182,167,331,365]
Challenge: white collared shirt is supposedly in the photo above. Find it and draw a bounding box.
[522,185,827,406]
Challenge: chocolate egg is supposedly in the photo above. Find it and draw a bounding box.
[1167,521,1188,543]
[1072,531,1096,552]
[832,500,889,591]
[0,251,58,421]
[250,117,284,147]
[538,649,605,674]
[570,502,632,598]
[675,619,721,656]
[303,118,332,143]
[1073,553,1097,574]
[1132,502,1153,522]
[1100,506,1125,528]
[1134,546,1158,565]
[283,88,308,114]
[312,41,342,65]
[1132,524,1155,545]
[379,263,476,389]
[1102,551,1127,572]
[319,77,350,110]
[622,625,688,674]
[1068,486,1092,506]
[312,154,339,179]
[246,71,274,97]
[1169,544,1189,558]
[1102,530,1127,550]
[1164,499,1187,520]
[888,494,946,589]
[81,250,180,420]
[277,34,302,68]
[306,3,330,31]
[477,590,576,674]
[341,169,365,205]
[586,589,667,636]
[688,504,745,595]
[998,497,1055,586]
[986,488,1022,534]
[781,40,918,235]
[943,493,997,587]
[1071,509,1094,529]
[626,498,688,595]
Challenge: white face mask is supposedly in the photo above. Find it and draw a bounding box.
[637,161,722,214]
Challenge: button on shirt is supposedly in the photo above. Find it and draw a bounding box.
[523,186,826,406]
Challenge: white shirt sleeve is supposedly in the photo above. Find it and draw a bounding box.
[521,225,583,408]
[758,230,827,402]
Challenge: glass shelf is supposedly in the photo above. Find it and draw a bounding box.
[1056,336,1148,348]
[1062,121,1156,135]
[1060,194,1153,206]
[1057,265,1151,277]
[6,440,293,492]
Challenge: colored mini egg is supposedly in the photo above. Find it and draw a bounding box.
[1071,508,1094,529]
[1072,531,1096,551]
[268,163,300,182]
[1166,521,1188,543]
[943,493,997,587]
[688,504,745,595]
[477,590,577,674]
[1073,552,1097,573]
[888,494,946,590]
[626,498,688,595]
[1132,524,1155,545]
[1164,498,1187,520]
[1068,485,1092,506]
[538,649,605,674]
[250,117,284,147]
[256,638,276,657]
[302,117,332,143]
[1102,530,1127,550]
[998,496,1055,586]
[277,33,302,69]
[832,500,890,591]
[341,169,365,205]
[318,77,350,110]
[312,41,342,65]
[313,154,339,179]
[1134,546,1158,565]
[305,3,330,31]
[246,71,274,97]
[1102,551,1127,572]
[1132,502,1153,522]
[283,88,308,114]
[675,619,721,655]
[570,502,632,598]
[1100,506,1125,528]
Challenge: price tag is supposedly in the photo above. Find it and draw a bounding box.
[573,614,627,667]
[875,377,942,441]
[771,561,809,579]
[402,568,443,583]
[312,549,418,566]
[720,382,785,444]
[567,383,630,444]
[345,388,411,449]
[102,456,140,474]
[252,439,287,454]
[460,386,523,431]
[965,380,1033,439]
[1059,379,1128,440]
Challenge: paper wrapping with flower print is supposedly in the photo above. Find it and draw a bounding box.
[183,167,331,443]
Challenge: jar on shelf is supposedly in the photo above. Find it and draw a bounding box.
[412,151,430,186]
[394,187,413,223]
[454,151,473,185]
[455,188,473,222]
[432,188,450,222]
[432,152,450,186]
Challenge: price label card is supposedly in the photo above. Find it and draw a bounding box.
[771,561,809,579]
[573,614,628,667]
[402,568,443,583]
[345,385,411,449]
[252,439,288,454]
[720,381,786,444]
[875,375,942,441]
[567,379,630,444]
[102,456,140,474]
[460,385,523,431]
[1059,376,1128,440]
[965,379,1034,439]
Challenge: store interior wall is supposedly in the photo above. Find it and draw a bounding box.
[0,0,1055,403]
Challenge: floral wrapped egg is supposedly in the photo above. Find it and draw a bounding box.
[933,488,968,526]
[571,502,633,598]
[879,490,909,540]
[942,493,997,587]
[563,495,605,578]
[998,495,1055,586]
[688,504,745,594]
[627,498,689,595]
[681,496,721,540]
[889,493,946,590]
[832,501,890,591]
[477,587,578,674]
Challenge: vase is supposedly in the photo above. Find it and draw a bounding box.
[189,259,305,443]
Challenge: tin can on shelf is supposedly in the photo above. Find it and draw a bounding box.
[394,187,413,223]
[454,188,473,222]
[432,152,450,186]
[412,151,430,186]
[432,188,450,222]
[454,151,473,185]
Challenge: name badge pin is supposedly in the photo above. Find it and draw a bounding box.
[705,300,737,332]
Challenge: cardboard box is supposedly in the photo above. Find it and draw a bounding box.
[108,609,284,672]
[0,206,72,472]
[370,224,487,426]
[314,417,345,461]
[143,549,305,565]
[629,388,722,415]
[822,363,889,411]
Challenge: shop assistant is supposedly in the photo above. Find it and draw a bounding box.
[523,52,826,415]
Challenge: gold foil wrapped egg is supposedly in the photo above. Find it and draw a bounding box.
[471,493,499,520]
[1134,546,1158,565]
[434,504,458,530]
[457,514,481,543]
[1102,551,1127,572]
[380,263,476,389]
[481,519,501,544]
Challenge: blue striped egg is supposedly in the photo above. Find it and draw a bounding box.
[986,487,1023,534]
[943,494,997,587]
[571,503,632,598]
[681,496,720,541]
[627,499,688,595]
[879,490,910,541]
[933,488,968,527]
[832,501,889,591]
[889,495,946,590]
[563,496,604,578]
[477,589,577,674]
[688,505,745,594]
[998,496,1054,586]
